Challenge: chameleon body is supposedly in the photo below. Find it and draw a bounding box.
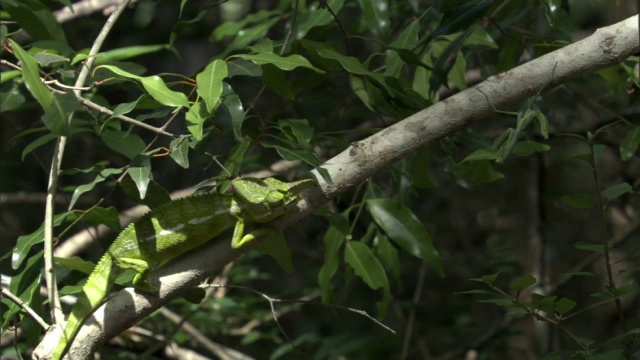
[52,177,313,360]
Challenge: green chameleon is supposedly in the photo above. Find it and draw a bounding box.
[52,176,313,360]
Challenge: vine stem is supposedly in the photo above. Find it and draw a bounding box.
[44,0,133,326]
[589,142,629,343]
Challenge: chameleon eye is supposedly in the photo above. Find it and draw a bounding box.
[265,191,285,206]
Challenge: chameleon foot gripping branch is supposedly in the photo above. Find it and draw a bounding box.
[52,177,313,359]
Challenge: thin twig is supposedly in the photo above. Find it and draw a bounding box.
[203,284,396,338]
[77,96,177,137]
[401,263,428,359]
[1,287,50,330]
[44,0,133,327]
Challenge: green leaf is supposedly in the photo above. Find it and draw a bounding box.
[32,52,68,67]
[278,118,313,144]
[344,241,390,317]
[384,17,420,77]
[295,0,345,39]
[227,58,262,78]
[247,38,274,53]
[220,85,245,141]
[224,138,250,177]
[211,10,277,41]
[231,53,325,74]
[129,156,152,199]
[6,250,44,330]
[373,233,400,282]
[196,59,228,113]
[508,275,537,292]
[256,233,293,273]
[318,225,347,303]
[356,0,390,39]
[601,183,632,201]
[575,242,605,255]
[1,82,26,110]
[21,132,57,161]
[455,159,504,184]
[68,167,125,210]
[96,65,189,107]
[185,102,208,140]
[430,0,492,39]
[101,130,147,160]
[512,140,551,157]
[82,206,121,232]
[262,63,294,99]
[561,194,596,209]
[2,0,67,43]
[120,179,171,209]
[170,136,190,168]
[367,198,444,277]
[531,293,557,313]
[620,126,640,161]
[464,27,498,49]
[12,212,77,269]
[455,289,497,296]
[479,273,500,285]
[54,256,96,275]
[213,13,281,57]
[302,40,380,78]
[94,44,168,65]
[8,39,53,111]
[41,92,81,135]
[585,350,625,360]
[462,149,497,162]
[409,148,438,189]
[554,297,576,314]
[261,141,321,167]
[112,95,145,117]
[449,52,468,90]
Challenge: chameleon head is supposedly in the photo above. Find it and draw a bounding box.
[231,177,313,222]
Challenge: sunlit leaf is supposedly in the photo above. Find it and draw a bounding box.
[170,136,190,168]
[196,59,228,112]
[12,213,77,269]
[96,65,189,107]
[8,39,52,111]
[231,52,325,73]
[129,156,152,199]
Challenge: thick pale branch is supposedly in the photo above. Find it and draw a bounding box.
[40,15,639,359]
[306,15,640,202]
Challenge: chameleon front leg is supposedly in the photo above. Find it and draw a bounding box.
[231,216,279,249]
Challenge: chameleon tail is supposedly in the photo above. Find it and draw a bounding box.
[52,253,122,360]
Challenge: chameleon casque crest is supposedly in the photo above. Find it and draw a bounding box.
[52,176,313,360]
